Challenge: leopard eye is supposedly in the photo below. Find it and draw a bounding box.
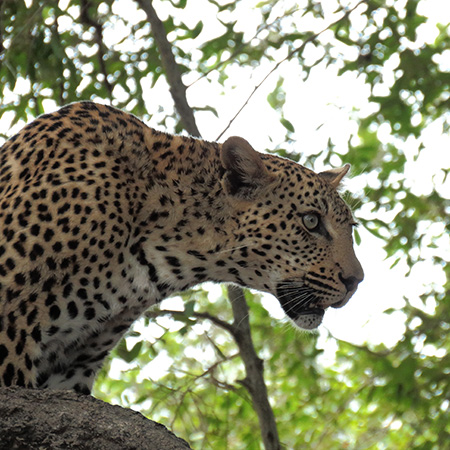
[302,213,320,231]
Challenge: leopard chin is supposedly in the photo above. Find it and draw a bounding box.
[293,310,326,330]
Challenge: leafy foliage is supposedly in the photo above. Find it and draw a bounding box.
[1,0,449,448]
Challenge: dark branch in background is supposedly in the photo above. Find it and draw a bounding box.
[138,2,280,448]
[79,0,113,98]
[137,0,200,137]
[216,0,369,140]
[227,286,281,450]
[50,17,65,106]
[0,0,5,56]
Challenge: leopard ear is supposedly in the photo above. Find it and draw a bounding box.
[319,164,350,189]
[221,136,276,199]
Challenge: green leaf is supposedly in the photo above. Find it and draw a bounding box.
[389,257,401,269]
[169,0,187,8]
[267,77,285,110]
[353,227,361,246]
[280,117,295,133]
[184,300,196,316]
[194,105,219,117]
[116,340,143,363]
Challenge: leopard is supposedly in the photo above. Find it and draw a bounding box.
[0,101,363,394]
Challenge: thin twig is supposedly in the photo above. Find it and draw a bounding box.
[146,308,236,336]
[175,352,240,386]
[325,327,392,358]
[187,6,301,89]
[216,0,369,141]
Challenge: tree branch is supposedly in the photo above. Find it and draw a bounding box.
[0,387,191,450]
[216,0,369,140]
[79,0,113,98]
[137,0,200,137]
[227,286,281,450]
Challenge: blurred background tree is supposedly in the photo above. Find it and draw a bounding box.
[0,0,449,448]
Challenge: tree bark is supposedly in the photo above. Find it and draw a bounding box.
[0,387,191,450]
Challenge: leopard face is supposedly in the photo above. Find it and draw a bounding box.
[0,102,363,392]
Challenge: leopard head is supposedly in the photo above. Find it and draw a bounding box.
[220,136,364,330]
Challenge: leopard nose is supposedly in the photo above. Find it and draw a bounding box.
[339,273,360,293]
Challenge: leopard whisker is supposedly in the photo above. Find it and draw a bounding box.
[217,244,251,254]
[283,293,316,313]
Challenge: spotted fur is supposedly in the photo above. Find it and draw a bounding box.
[0,102,363,393]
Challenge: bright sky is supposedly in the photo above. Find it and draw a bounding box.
[1,0,449,374]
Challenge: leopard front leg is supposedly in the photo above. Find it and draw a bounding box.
[38,314,138,394]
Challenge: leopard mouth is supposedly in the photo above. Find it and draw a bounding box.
[276,284,323,317]
[275,284,335,330]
